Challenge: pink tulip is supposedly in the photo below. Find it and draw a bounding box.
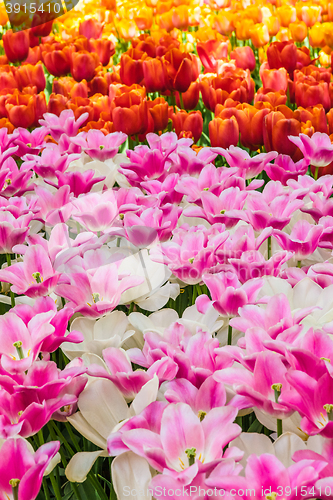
[108,402,241,474]
[12,126,49,157]
[0,211,32,254]
[206,453,326,500]
[150,223,228,284]
[212,146,278,179]
[70,130,127,161]
[214,351,294,420]
[266,155,309,185]
[0,437,60,500]
[246,182,303,231]
[71,190,119,233]
[0,245,61,298]
[88,346,177,399]
[0,359,87,437]
[196,271,263,317]
[39,109,89,142]
[273,220,323,260]
[23,148,80,180]
[0,156,33,198]
[183,187,248,228]
[288,132,333,168]
[55,263,144,318]
[229,250,293,283]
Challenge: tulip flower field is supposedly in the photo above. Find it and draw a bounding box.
[5,0,333,498]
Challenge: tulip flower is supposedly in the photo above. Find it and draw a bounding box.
[205,452,326,499]
[15,64,46,94]
[196,271,263,317]
[274,220,323,260]
[79,18,103,39]
[0,245,61,298]
[212,146,277,179]
[55,263,144,318]
[230,46,256,72]
[42,46,73,77]
[171,109,203,143]
[263,112,302,159]
[265,155,309,185]
[209,116,239,149]
[150,223,229,284]
[183,186,248,228]
[288,132,333,168]
[71,190,119,232]
[107,402,241,473]
[0,437,60,500]
[39,109,89,141]
[3,30,30,63]
[71,51,100,82]
[0,358,87,437]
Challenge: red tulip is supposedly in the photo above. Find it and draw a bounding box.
[71,51,100,82]
[3,30,30,63]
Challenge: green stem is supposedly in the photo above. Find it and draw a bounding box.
[297,260,302,268]
[227,323,232,345]
[267,236,271,260]
[179,92,185,110]
[170,91,176,113]
[277,418,283,437]
[49,470,62,500]
[6,253,15,308]
[314,165,319,181]
[128,302,134,315]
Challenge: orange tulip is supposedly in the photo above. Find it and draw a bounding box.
[47,93,68,115]
[235,19,255,40]
[261,67,289,92]
[71,51,100,82]
[309,23,326,47]
[254,88,287,106]
[267,41,298,74]
[16,64,46,93]
[5,91,46,128]
[294,104,328,133]
[209,115,239,148]
[289,21,308,42]
[112,99,148,136]
[147,97,169,132]
[263,111,302,159]
[171,109,203,143]
[42,45,73,77]
[295,79,330,111]
[213,11,234,35]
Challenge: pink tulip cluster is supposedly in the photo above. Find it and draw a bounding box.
[3,112,333,497]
